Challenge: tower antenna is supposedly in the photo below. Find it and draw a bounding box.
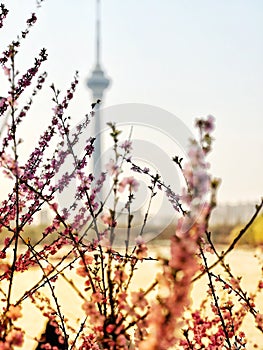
[87,0,111,177]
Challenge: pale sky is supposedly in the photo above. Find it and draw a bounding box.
[0,0,262,205]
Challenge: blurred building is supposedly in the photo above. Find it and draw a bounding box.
[210,202,257,226]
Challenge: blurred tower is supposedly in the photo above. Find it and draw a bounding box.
[87,0,111,176]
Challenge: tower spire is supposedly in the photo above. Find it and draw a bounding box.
[87,0,110,100]
[96,0,101,67]
[87,0,111,177]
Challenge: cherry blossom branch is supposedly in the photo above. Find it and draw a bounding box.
[6,46,20,314]
[192,198,263,282]
[0,4,8,29]
[29,244,69,348]
[199,245,232,348]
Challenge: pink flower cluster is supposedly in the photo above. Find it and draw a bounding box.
[118,176,139,193]
[139,116,214,349]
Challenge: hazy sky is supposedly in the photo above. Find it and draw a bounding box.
[0,0,262,204]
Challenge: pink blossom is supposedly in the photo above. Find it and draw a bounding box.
[0,342,10,350]
[0,262,10,272]
[106,324,115,333]
[6,305,22,321]
[52,104,63,115]
[120,140,132,152]
[195,115,215,133]
[135,235,144,245]
[256,313,263,330]
[82,301,105,325]
[76,254,94,277]
[3,65,10,77]
[6,329,24,347]
[114,269,128,284]
[118,176,139,193]
[0,97,6,107]
[204,115,215,132]
[229,277,241,290]
[43,264,53,275]
[101,212,116,227]
[131,290,148,310]
[49,202,58,211]
[6,95,17,106]
[116,334,127,346]
[135,244,148,260]
[91,292,104,303]
[105,159,120,175]
[4,237,10,247]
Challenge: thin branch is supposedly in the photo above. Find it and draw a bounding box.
[192,198,263,283]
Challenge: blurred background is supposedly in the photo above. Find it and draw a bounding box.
[0,0,262,232]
